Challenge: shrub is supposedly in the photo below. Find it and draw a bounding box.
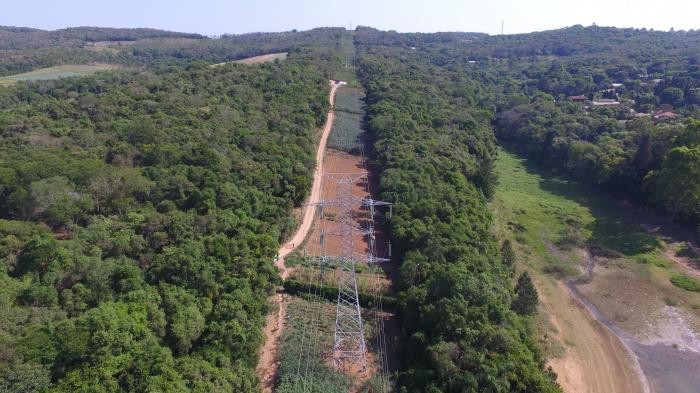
[670,274,700,292]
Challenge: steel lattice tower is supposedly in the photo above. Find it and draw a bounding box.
[310,172,392,371]
[332,175,366,366]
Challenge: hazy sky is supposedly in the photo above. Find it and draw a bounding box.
[2,0,699,36]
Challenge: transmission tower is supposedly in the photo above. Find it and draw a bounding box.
[311,173,391,370]
[333,175,366,366]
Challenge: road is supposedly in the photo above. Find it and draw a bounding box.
[256,80,341,392]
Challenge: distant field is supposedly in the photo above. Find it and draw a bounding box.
[212,52,288,67]
[0,64,118,86]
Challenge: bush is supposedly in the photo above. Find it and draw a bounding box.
[670,274,700,292]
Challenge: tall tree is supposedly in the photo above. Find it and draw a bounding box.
[512,271,539,315]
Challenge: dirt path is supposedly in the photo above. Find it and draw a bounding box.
[256,81,341,393]
[535,273,646,393]
[538,244,648,393]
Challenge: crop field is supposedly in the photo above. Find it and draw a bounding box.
[334,87,364,113]
[276,297,352,393]
[276,297,390,393]
[331,31,359,85]
[212,52,288,67]
[289,263,392,297]
[275,86,395,390]
[0,64,118,86]
[328,88,365,153]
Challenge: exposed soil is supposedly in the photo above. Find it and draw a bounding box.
[575,258,700,393]
[257,292,288,391]
[212,52,288,67]
[275,82,340,280]
[256,81,340,393]
[303,149,389,259]
[493,152,700,393]
[305,148,395,387]
[663,246,700,279]
[258,83,397,392]
[533,267,646,393]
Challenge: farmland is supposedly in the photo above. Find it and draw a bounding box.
[328,88,365,154]
[212,52,288,67]
[0,64,118,85]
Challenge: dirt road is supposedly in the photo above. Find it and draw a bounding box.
[256,80,341,392]
[535,275,645,393]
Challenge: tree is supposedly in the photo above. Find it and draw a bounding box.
[659,87,684,106]
[512,271,539,315]
[687,88,700,106]
[0,363,51,393]
[646,146,700,220]
[501,239,516,269]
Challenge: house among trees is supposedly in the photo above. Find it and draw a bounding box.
[592,98,620,106]
[568,95,587,102]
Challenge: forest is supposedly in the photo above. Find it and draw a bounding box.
[0,50,330,391]
[0,23,699,392]
[355,28,561,392]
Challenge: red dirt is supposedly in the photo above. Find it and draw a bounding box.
[302,149,389,259]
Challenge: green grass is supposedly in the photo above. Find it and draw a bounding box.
[493,150,700,358]
[670,274,700,292]
[493,152,591,275]
[0,64,118,86]
[492,151,666,278]
[277,298,352,393]
[330,31,359,86]
[634,252,671,268]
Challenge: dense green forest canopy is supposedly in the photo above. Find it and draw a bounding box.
[356,25,700,230]
[0,49,331,391]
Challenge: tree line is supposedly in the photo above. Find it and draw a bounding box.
[356,28,561,392]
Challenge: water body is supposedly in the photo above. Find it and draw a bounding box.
[632,342,700,393]
[567,282,700,393]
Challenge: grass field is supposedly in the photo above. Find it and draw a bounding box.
[0,64,118,86]
[331,31,360,86]
[211,52,288,67]
[491,151,691,280]
[235,52,288,64]
[491,149,700,345]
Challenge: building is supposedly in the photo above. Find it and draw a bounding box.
[591,98,620,106]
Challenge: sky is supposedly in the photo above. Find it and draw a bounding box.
[2,0,699,36]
